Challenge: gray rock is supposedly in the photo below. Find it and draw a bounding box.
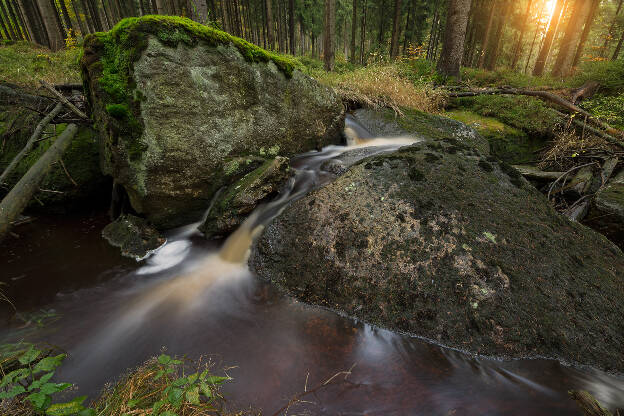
[585,170,624,248]
[251,137,624,372]
[102,214,165,259]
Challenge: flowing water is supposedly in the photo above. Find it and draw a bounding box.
[1,116,623,415]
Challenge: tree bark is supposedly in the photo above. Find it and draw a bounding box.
[552,0,593,77]
[0,9,13,40]
[350,0,357,63]
[572,0,599,68]
[485,0,511,70]
[477,0,496,68]
[437,0,472,78]
[390,0,402,58]
[533,0,565,76]
[36,0,65,50]
[265,0,273,49]
[69,0,88,35]
[6,0,26,40]
[17,0,45,45]
[511,0,533,69]
[288,0,295,54]
[359,0,367,64]
[601,0,623,57]
[0,103,63,186]
[324,0,336,71]
[0,124,79,242]
[613,29,624,60]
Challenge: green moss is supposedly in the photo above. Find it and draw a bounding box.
[106,103,131,119]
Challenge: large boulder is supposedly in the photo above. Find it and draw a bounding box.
[81,16,345,229]
[585,170,624,248]
[250,137,624,372]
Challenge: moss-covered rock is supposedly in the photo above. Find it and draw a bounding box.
[81,16,344,229]
[0,105,107,211]
[250,138,624,372]
[445,109,542,164]
[584,170,624,249]
[352,108,490,155]
[102,214,165,259]
[200,156,291,238]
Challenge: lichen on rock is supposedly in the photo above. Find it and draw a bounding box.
[102,214,165,259]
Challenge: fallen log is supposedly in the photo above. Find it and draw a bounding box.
[512,165,565,180]
[0,124,78,242]
[0,102,64,185]
[448,88,624,143]
[39,80,88,120]
[568,390,612,416]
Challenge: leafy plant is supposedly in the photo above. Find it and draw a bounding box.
[0,344,92,416]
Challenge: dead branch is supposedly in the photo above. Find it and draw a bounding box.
[512,165,565,180]
[39,80,88,120]
[0,124,79,242]
[0,102,64,185]
[547,162,598,202]
[569,390,613,416]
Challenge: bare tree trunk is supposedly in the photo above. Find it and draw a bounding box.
[36,0,64,50]
[533,0,565,76]
[477,0,495,68]
[5,0,27,40]
[58,0,74,32]
[359,0,367,64]
[155,0,166,14]
[324,0,336,71]
[18,0,47,45]
[601,0,623,57]
[426,0,440,60]
[572,0,599,68]
[437,0,472,78]
[390,0,402,58]
[511,0,533,69]
[0,9,13,40]
[69,0,88,35]
[485,0,511,70]
[0,124,79,242]
[289,0,294,53]
[265,0,273,49]
[552,0,593,77]
[351,0,357,63]
[613,29,624,60]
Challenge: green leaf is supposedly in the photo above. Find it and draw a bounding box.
[171,377,187,387]
[127,398,140,408]
[33,354,66,373]
[205,375,229,385]
[157,354,171,365]
[18,346,42,365]
[0,368,30,387]
[154,369,166,380]
[152,399,165,414]
[170,359,182,365]
[186,373,198,384]
[45,395,88,416]
[160,411,178,416]
[199,382,212,399]
[78,409,96,416]
[27,391,50,410]
[167,387,183,408]
[39,382,71,395]
[185,386,200,405]
[4,384,26,399]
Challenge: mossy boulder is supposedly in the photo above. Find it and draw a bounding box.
[81,16,344,229]
[102,214,165,259]
[352,108,490,155]
[250,138,624,372]
[200,156,291,238]
[0,105,107,211]
[445,109,542,164]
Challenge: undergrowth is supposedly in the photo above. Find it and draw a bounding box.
[0,41,81,90]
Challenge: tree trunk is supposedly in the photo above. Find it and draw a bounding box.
[377,0,386,47]
[552,0,593,77]
[265,0,273,49]
[477,0,496,68]
[613,29,624,60]
[601,0,623,57]
[69,0,88,35]
[533,0,565,76]
[288,0,294,54]
[350,0,357,62]
[18,0,47,45]
[359,0,367,64]
[390,0,402,58]
[426,0,440,60]
[511,0,533,69]
[0,9,13,40]
[155,0,166,14]
[324,0,336,71]
[58,0,74,33]
[6,0,27,40]
[485,0,511,70]
[79,0,96,33]
[36,0,65,50]
[437,0,472,78]
[0,124,79,242]
[572,0,600,68]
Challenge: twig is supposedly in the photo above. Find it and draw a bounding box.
[271,364,356,416]
[547,162,598,202]
[59,159,78,186]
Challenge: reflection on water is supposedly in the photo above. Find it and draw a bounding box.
[1,116,623,415]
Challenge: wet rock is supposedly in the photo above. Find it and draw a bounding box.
[352,108,489,155]
[200,156,291,238]
[102,214,165,259]
[250,137,624,373]
[81,16,345,229]
[585,170,624,249]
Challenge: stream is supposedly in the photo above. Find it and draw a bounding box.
[1,116,623,415]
